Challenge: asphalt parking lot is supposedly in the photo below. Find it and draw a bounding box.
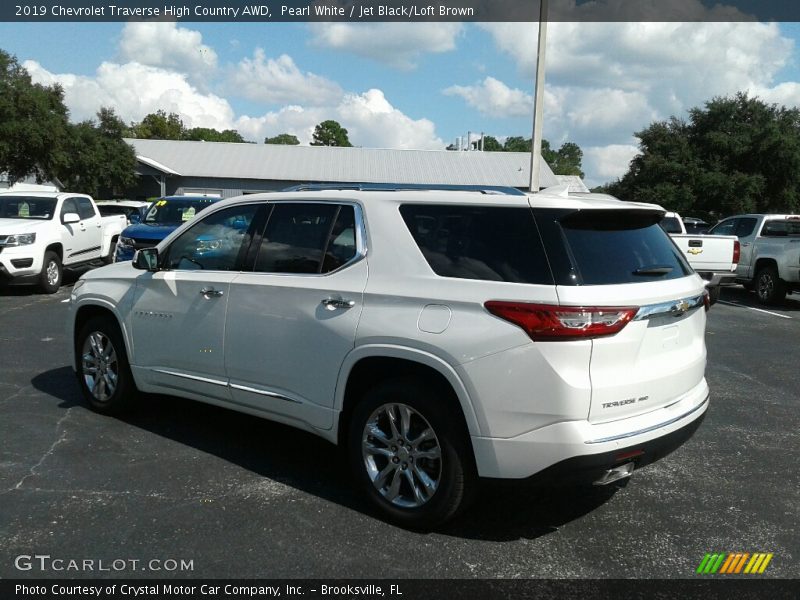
[0,277,798,579]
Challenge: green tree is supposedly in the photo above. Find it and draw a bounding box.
[502,136,531,153]
[185,127,246,143]
[609,93,800,215]
[56,108,137,197]
[265,133,300,145]
[0,49,70,184]
[311,120,352,147]
[126,110,186,140]
[473,135,503,151]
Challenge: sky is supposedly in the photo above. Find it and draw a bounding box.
[3,16,800,187]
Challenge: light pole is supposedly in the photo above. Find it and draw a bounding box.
[529,0,548,193]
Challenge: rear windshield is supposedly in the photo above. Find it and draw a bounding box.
[399,205,553,285]
[536,209,693,285]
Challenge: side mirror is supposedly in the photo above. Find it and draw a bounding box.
[133,248,159,272]
[128,213,141,225]
[62,212,80,224]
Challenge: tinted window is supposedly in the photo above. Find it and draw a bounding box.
[761,219,800,236]
[399,205,553,284]
[77,198,96,220]
[61,198,79,219]
[733,217,756,237]
[165,205,259,271]
[709,219,737,236]
[658,216,683,234]
[255,203,353,274]
[537,209,692,285]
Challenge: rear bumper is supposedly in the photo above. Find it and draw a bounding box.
[699,271,738,287]
[472,378,709,479]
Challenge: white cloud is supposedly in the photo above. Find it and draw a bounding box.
[24,60,235,131]
[237,89,443,149]
[119,22,217,82]
[583,144,640,187]
[230,50,343,106]
[443,77,533,118]
[309,23,463,70]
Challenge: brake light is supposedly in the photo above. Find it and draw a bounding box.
[732,239,740,265]
[484,302,638,340]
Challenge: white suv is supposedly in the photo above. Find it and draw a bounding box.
[68,187,710,528]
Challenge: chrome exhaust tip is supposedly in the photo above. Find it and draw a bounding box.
[593,462,635,486]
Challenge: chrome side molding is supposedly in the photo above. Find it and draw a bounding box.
[633,293,705,321]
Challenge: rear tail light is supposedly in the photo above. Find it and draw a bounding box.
[732,240,740,265]
[484,302,638,341]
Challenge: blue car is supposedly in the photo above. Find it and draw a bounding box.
[114,196,222,262]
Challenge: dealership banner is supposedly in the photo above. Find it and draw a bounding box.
[6,0,800,23]
[3,579,800,599]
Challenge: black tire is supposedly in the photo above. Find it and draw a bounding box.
[38,251,62,294]
[347,378,475,529]
[102,237,118,265]
[755,265,786,305]
[75,315,137,414]
[708,285,721,305]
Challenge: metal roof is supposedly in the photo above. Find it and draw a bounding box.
[125,138,559,188]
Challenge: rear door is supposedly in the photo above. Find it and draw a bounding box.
[534,207,707,424]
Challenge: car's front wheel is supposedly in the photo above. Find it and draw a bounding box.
[38,251,62,294]
[76,315,137,414]
[348,378,475,529]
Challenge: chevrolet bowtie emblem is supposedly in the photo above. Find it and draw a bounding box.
[687,248,703,255]
[671,300,690,315]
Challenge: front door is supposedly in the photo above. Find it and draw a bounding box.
[129,203,263,400]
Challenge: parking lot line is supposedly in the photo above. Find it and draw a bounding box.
[717,300,793,319]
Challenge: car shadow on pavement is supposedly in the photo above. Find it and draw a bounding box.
[718,285,800,311]
[0,267,88,296]
[32,366,619,541]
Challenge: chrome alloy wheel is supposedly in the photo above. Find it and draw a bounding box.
[46,260,59,286]
[362,403,442,508]
[81,331,119,402]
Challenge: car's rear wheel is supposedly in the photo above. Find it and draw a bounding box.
[755,265,786,305]
[38,251,62,294]
[76,315,136,414]
[348,378,475,529]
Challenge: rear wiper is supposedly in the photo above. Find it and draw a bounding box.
[632,265,673,275]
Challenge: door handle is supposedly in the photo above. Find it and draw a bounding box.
[321,297,355,310]
[200,287,224,299]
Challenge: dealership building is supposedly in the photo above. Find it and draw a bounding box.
[126,138,581,199]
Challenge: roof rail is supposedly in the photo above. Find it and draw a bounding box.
[282,182,527,196]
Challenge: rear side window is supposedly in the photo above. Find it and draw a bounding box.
[735,217,757,237]
[77,198,97,220]
[536,209,692,286]
[399,205,553,285]
[254,203,357,274]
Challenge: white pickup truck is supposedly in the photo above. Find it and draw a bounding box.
[659,212,739,304]
[0,192,126,293]
[708,213,800,304]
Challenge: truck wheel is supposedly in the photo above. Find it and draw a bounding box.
[39,251,62,294]
[347,378,475,530]
[76,315,137,414]
[102,237,118,265]
[755,265,786,305]
[708,285,721,305]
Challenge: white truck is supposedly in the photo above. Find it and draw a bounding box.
[0,192,126,293]
[660,212,739,304]
[708,213,800,304]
